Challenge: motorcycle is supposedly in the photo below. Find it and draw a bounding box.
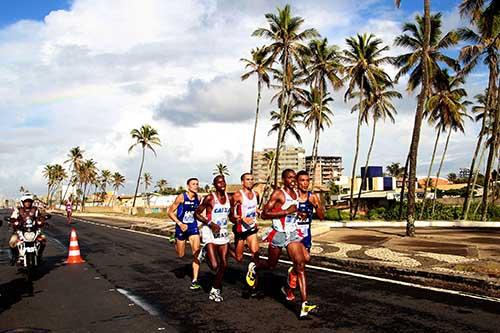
[4,213,51,279]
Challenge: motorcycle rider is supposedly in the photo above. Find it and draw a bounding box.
[9,194,46,265]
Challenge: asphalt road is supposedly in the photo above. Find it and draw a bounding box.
[1,209,499,332]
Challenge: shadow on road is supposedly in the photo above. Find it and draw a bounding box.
[0,255,64,314]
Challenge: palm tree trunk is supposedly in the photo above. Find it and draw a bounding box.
[350,80,364,220]
[250,79,262,174]
[311,82,324,191]
[480,51,499,221]
[462,115,487,219]
[310,127,319,189]
[419,127,441,219]
[46,184,51,207]
[465,142,488,219]
[431,129,452,217]
[132,147,146,209]
[399,153,410,220]
[406,0,431,236]
[81,183,87,212]
[273,53,290,188]
[61,166,73,203]
[353,119,377,218]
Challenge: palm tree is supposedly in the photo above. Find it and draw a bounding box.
[268,105,303,144]
[426,74,471,216]
[457,0,499,220]
[463,92,490,219]
[300,87,334,188]
[386,162,405,178]
[241,47,273,173]
[78,159,98,212]
[156,179,169,194]
[304,38,344,186]
[253,4,319,186]
[43,165,55,206]
[111,172,125,206]
[99,169,112,205]
[213,163,230,176]
[142,172,153,207]
[62,146,84,202]
[128,125,161,209]
[341,33,392,220]
[393,2,450,235]
[352,82,401,218]
[19,186,26,194]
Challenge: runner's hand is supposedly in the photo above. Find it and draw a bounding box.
[179,223,188,232]
[242,217,252,224]
[210,223,220,233]
[286,205,297,214]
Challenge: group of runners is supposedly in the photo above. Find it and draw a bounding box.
[167,169,324,318]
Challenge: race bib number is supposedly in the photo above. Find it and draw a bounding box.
[183,211,195,224]
[298,224,309,237]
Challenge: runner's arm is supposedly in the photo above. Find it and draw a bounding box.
[261,190,295,219]
[195,195,220,232]
[228,192,242,224]
[167,194,184,225]
[311,194,325,220]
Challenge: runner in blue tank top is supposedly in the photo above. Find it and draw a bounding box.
[282,170,324,313]
[168,177,202,290]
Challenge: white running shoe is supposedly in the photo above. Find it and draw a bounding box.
[246,262,256,287]
[209,287,223,302]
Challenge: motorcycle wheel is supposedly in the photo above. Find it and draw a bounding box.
[25,252,36,281]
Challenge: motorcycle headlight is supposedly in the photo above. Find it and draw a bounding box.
[24,232,36,242]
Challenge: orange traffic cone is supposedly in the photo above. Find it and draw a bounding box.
[65,228,85,264]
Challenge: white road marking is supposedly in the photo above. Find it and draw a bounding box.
[116,288,160,316]
[69,215,500,304]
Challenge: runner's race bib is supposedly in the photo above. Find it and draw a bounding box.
[183,211,195,224]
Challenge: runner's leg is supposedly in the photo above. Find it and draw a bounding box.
[287,242,307,302]
[205,243,218,271]
[256,245,281,270]
[214,244,228,289]
[175,239,186,258]
[228,238,245,263]
[246,233,260,262]
[189,235,201,281]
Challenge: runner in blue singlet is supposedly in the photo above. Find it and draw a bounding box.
[168,177,202,290]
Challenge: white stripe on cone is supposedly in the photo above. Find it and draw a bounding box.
[68,250,81,256]
[69,241,79,247]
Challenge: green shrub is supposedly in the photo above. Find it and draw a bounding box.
[367,207,386,220]
[325,208,350,221]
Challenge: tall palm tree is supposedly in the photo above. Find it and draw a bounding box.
[142,172,153,207]
[304,38,343,187]
[457,0,499,220]
[463,92,490,219]
[42,165,55,206]
[111,172,125,206]
[156,179,169,194]
[62,146,84,202]
[253,4,319,186]
[19,186,26,194]
[352,82,401,218]
[241,47,273,173]
[393,2,451,235]
[128,125,161,209]
[213,163,230,176]
[77,159,98,212]
[99,169,112,205]
[426,74,471,216]
[341,33,392,220]
[300,87,334,188]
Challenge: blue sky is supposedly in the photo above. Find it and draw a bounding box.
[0,0,487,198]
[0,0,70,28]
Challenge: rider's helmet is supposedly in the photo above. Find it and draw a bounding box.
[20,193,34,205]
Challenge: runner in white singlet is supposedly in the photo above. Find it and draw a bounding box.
[228,173,261,289]
[195,175,231,302]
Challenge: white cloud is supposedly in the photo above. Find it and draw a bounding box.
[0,0,488,199]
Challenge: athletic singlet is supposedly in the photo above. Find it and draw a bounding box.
[236,190,257,233]
[206,192,230,241]
[177,192,199,224]
[297,192,314,237]
[272,189,298,233]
